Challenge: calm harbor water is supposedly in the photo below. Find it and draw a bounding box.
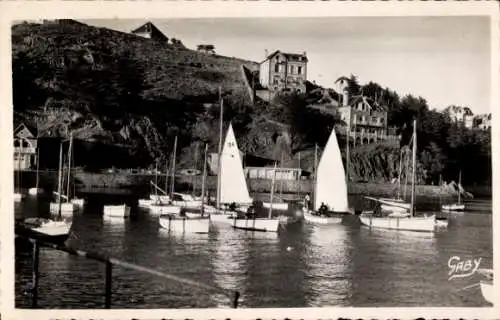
[14,190,493,308]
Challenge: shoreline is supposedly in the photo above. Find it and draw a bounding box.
[15,170,490,198]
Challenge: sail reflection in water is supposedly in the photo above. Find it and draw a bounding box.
[303,224,352,307]
[210,231,249,307]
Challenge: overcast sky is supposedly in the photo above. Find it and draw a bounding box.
[82,17,491,114]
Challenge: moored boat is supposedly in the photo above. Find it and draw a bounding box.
[103,204,131,218]
[16,217,72,244]
[49,201,77,215]
[149,203,181,215]
[159,214,210,234]
[28,187,44,196]
[303,126,351,225]
[232,216,281,232]
[303,209,343,225]
[360,120,448,233]
[13,192,25,202]
[441,170,466,212]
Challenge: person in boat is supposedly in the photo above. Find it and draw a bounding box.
[373,202,383,217]
[246,206,256,219]
[229,202,237,211]
[304,193,311,210]
[318,202,329,216]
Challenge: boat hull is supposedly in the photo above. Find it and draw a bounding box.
[15,220,71,244]
[150,194,170,203]
[480,280,493,304]
[13,193,25,202]
[441,203,465,212]
[71,198,85,207]
[360,214,438,232]
[28,188,44,196]
[232,217,280,232]
[262,202,289,211]
[49,202,77,215]
[103,205,131,218]
[209,211,237,225]
[138,199,155,207]
[303,210,344,225]
[159,215,210,233]
[149,204,181,215]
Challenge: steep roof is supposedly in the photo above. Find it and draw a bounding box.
[261,50,308,64]
[131,22,168,41]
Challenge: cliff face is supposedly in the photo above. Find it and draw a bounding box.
[12,21,259,169]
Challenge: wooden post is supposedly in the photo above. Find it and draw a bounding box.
[31,242,40,308]
[104,261,112,308]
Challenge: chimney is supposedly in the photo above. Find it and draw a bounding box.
[303,51,307,56]
[265,49,269,58]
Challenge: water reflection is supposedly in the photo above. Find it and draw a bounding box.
[302,224,352,307]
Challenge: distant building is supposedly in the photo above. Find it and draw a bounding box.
[335,77,392,145]
[244,167,302,181]
[445,106,474,129]
[131,22,168,42]
[196,44,216,55]
[14,123,38,170]
[259,50,308,94]
[474,113,492,131]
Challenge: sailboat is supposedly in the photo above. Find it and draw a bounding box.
[262,155,289,211]
[359,119,447,232]
[49,140,76,215]
[67,134,85,208]
[28,135,44,196]
[364,148,411,213]
[441,170,465,212]
[158,136,210,234]
[150,136,182,215]
[138,160,171,207]
[303,126,351,225]
[15,217,72,244]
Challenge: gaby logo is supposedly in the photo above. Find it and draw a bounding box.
[448,256,482,280]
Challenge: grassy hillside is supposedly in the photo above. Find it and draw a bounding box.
[12,20,260,169]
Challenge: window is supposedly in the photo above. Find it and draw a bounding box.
[298,66,302,75]
[274,63,279,73]
[289,65,294,74]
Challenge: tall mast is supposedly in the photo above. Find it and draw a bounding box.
[57,141,63,218]
[297,152,301,197]
[216,87,224,209]
[346,109,351,183]
[66,133,73,202]
[170,135,178,197]
[193,143,198,196]
[35,137,40,190]
[458,170,462,204]
[268,162,277,219]
[165,157,169,194]
[201,143,208,217]
[410,119,417,217]
[313,144,318,210]
[397,148,403,199]
[155,160,158,196]
[404,144,410,200]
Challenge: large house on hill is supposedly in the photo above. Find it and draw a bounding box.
[335,77,395,145]
[444,105,474,129]
[131,22,169,43]
[259,50,308,95]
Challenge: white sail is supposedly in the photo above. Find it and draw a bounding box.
[219,123,252,205]
[314,127,349,212]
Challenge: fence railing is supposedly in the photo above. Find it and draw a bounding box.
[17,233,240,309]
